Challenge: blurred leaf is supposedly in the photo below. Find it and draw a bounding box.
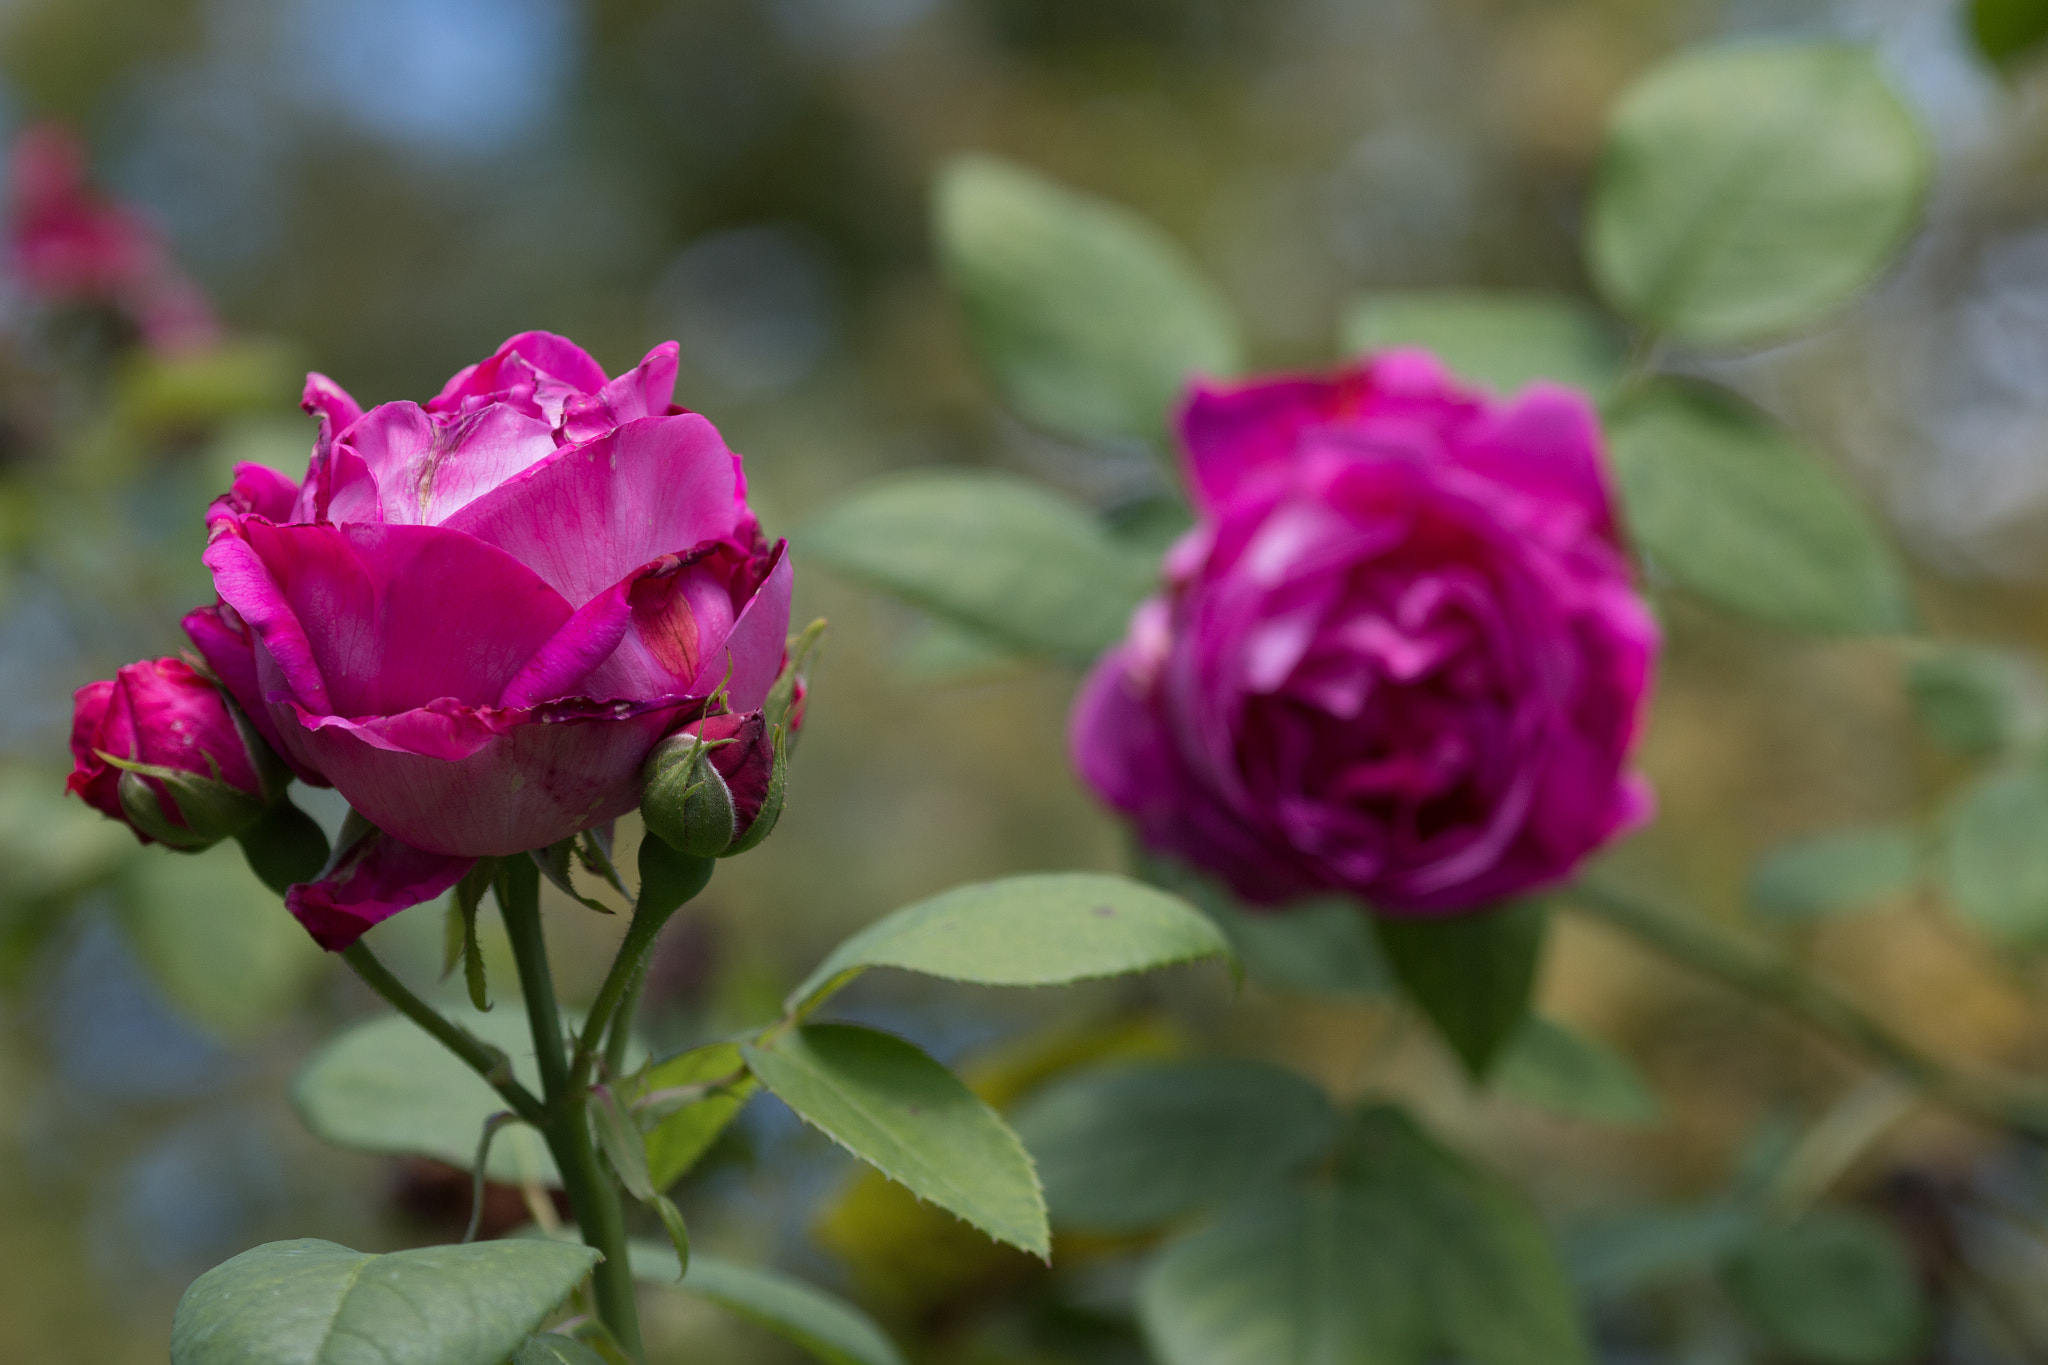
[118,840,326,1040]
[1341,290,1624,397]
[1938,764,2048,944]
[1726,1211,1928,1365]
[293,1009,611,1185]
[1204,894,1391,996]
[1566,1204,1757,1298]
[1608,382,1912,635]
[0,765,137,980]
[813,1166,1025,1314]
[115,338,301,432]
[1374,901,1547,1078]
[786,871,1230,1016]
[1492,1016,1662,1126]
[935,154,1242,447]
[892,615,1028,683]
[1749,827,1920,922]
[632,1041,758,1191]
[627,1240,909,1365]
[1969,0,2048,68]
[1012,1059,1339,1233]
[1140,1106,1588,1365]
[797,470,1155,661]
[513,1335,611,1365]
[1589,42,1929,347]
[744,1022,1050,1257]
[1906,647,2030,758]
[169,1238,596,1365]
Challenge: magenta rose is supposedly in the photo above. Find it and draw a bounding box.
[1070,351,1658,915]
[67,657,275,848]
[189,331,793,948]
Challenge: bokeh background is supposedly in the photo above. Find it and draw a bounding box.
[5,0,2048,1361]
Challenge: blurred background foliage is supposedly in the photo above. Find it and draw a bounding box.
[8,0,2048,1361]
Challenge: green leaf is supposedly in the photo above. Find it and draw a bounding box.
[591,1082,691,1278]
[893,616,1026,683]
[1198,894,1390,997]
[1341,290,1624,398]
[1588,42,1929,347]
[935,154,1241,447]
[633,1042,758,1190]
[1491,1016,1662,1127]
[446,860,494,1012]
[785,871,1230,1016]
[743,1022,1049,1258]
[1726,1211,1928,1365]
[1608,382,1912,635]
[1906,647,2029,758]
[118,839,325,1040]
[1138,1187,1428,1365]
[1565,1203,1757,1298]
[1749,827,1920,922]
[512,1334,612,1365]
[1938,764,2048,944]
[1374,901,1547,1078]
[293,1010,570,1184]
[627,1241,908,1365]
[1140,1108,1587,1365]
[1012,1059,1340,1233]
[1969,0,2048,69]
[796,470,1156,662]
[169,1237,598,1365]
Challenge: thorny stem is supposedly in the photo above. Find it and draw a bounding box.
[498,858,646,1363]
[1569,878,2048,1141]
[339,941,545,1126]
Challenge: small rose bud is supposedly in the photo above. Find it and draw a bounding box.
[67,656,281,848]
[641,711,776,859]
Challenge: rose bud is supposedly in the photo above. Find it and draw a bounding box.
[1072,351,1658,916]
[641,711,780,859]
[67,657,281,849]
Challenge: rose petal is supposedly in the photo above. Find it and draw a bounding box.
[285,827,476,951]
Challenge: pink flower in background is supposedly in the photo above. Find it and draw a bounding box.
[1071,351,1658,916]
[5,122,218,352]
[189,331,792,948]
[67,657,274,848]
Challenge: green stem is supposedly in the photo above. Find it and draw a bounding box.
[339,941,544,1126]
[603,961,649,1080]
[1569,879,2048,1139]
[571,860,711,1091]
[499,858,646,1363]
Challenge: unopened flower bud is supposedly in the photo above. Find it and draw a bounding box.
[641,711,777,859]
[68,657,281,848]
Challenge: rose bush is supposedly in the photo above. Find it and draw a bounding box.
[187,331,792,947]
[1072,350,1657,914]
[67,656,277,848]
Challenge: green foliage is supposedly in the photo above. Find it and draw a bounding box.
[1969,0,2048,68]
[292,1010,563,1185]
[744,1022,1050,1257]
[1341,290,1624,398]
[1906,647,2029,758]
[632,1041,757,1191]
[1201,894,1391,997]
[1139,1105,1588,1365]
[1607,382,1912,635]
[1568,1204,1758,1298]
[1589,42,1929,347]
[1725,1211,1928,1365]
[0,765,136,980]
[169,1238,597,1365]
[443,860,494,1012]
[1938,764,2048,944]
[119,838,325,1040]
[796,470,1157,662]
[233,797,332,897]
[511,1335,611,1365]
[1374,901,1547,1078]
[1749,827,1920,922]
[590,1084,690,1275]
[1492,1016,1663,1126]
[934,154,1241,448]
[627,1241,909,1365]
[892,616,1027,683]
[1012,1059,1340,1233]
[786,871,1230,1015]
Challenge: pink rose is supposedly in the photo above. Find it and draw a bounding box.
[190,331,793,948]
[67,657,275,848]
[1070,351,1658,915]
[5,122,218,352]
